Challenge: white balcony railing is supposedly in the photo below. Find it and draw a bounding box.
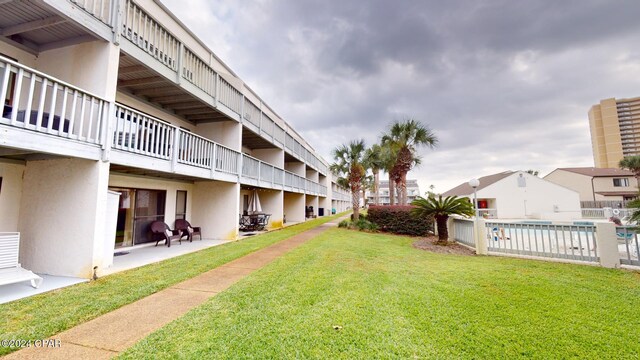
[215,145,239,174]
[218,77,242,115]
[122,0,180,71]
[242,154,260,179]
[1,56,108,147]
[182,47,217,97]
[177,131,215,169]
[478,208,498,219]
[243,98,261,128]
[113,104,174,159]
[71,0,113,25]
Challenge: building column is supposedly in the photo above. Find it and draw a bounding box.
[18,158,110,278]
[284,192,305,223]
[192,181,240,240]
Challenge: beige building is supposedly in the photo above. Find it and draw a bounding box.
[589,96,640,168]
[544,167,638,203]
[0,0,351,280]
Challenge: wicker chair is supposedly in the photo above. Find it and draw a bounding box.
[174,219,202,242]
[150,221,182,247]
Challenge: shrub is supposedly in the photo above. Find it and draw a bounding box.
[354,218,379,232]
[337,218,378,232]
[350,213,367,221]
[367,205,434,236]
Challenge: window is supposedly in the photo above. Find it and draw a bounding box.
[613,178,629,187]
[175,190,187,220]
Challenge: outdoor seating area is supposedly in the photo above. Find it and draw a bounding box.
[150,221,183,247]
[239,213,272,232]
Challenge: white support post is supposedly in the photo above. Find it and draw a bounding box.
[474,218,487,255]
[595,222,621,268]
[240,94,245,123]
[237,153,243,180]
[171,127,180,172]
[101,101,115,162]
[111,0,123,45]
[210,143,217,177]
[214,73,219,107]
[176,43,184,84]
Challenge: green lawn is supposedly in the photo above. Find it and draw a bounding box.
[0,213,346,356]
[121,228,640,359]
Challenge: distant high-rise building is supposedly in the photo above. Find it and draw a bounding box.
[589,96,640,168]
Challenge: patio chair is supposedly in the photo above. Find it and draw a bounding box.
[175,219,202,242]
[239,214,252,231]
[0,232,42,289]
[255,214,271,231]
[150,221,182,247]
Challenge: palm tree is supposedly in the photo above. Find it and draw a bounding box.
[379,143,399,205]
[411,195,474,245]
[382,119,438,205]
[619,156,640,190]
[331,140,367,221]
[364,144,385,206]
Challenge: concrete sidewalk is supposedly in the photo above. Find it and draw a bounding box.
[6,218,345,359]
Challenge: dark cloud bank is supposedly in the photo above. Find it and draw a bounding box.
[165,0,640,191]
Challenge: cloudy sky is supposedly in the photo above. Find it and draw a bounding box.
[164,0,640,193]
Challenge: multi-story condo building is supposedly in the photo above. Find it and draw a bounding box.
[589,96,640,168]
[366,179,421,205]
[0,0,349,279]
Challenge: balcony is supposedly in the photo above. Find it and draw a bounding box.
[0,55,326,196]
[0,55,108,160]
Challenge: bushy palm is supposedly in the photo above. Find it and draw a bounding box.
[382,119,438,205]
[411,195,474,244]
[619,156,640,189]
[331,140,367,221]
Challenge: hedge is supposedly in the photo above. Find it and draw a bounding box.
[367,205,434,236]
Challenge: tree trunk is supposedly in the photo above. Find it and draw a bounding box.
[435,215,449,244]
[373,169,379,205]
[395,178,402,205]
[399,171,408,205]
[388,173,395,205]
[362,187,367,208]
[351,184,360,221]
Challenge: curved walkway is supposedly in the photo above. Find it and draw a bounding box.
[7,217,347,359]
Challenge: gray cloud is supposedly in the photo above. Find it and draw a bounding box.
[164,0,640,192]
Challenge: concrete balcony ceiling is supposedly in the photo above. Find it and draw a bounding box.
[117,54,229,124]
[0,0,107,54]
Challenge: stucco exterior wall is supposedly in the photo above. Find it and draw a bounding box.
[285,162,305,176]
[191,181,239,240]
[306,169,319,182]
[284,192,305,223]
[252,148,284,168]
[259,189,284,229]
[37,41,120,100]
[544,170,594,201]
[479,172,581,220]
[0,161,25,232]
[18,158,109,278]
[195,121,242,151]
